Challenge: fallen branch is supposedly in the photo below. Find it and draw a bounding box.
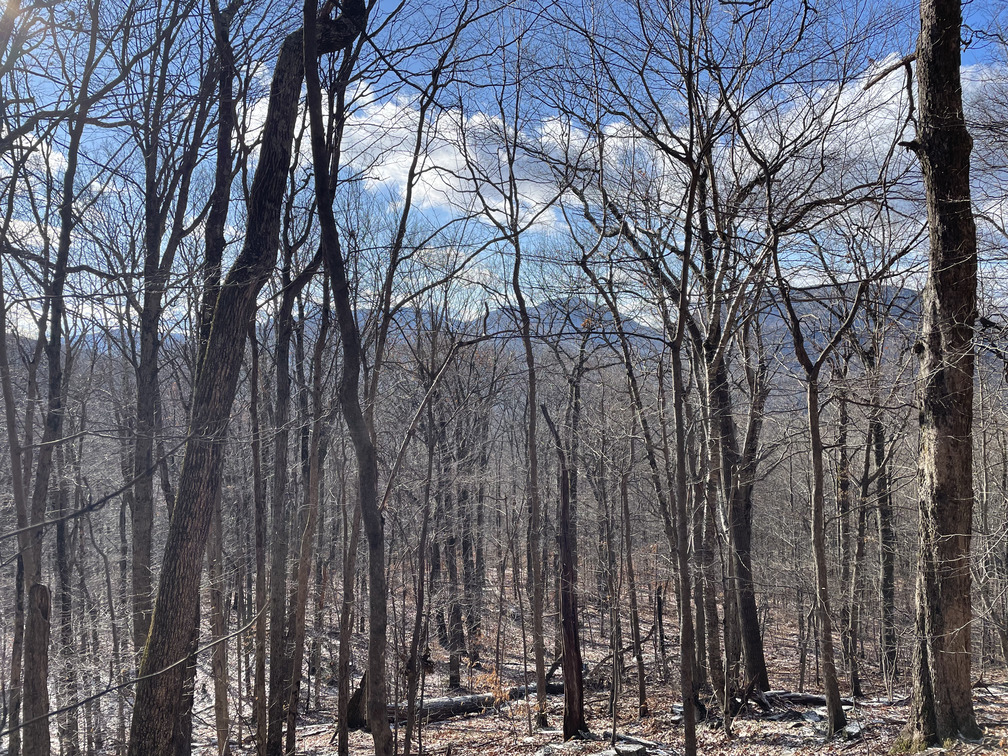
[586,625,657,681]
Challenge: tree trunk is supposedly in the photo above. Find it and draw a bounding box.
[669,347,698,756]
[874,414,897,686]
[621,472,647,718]
[173,602,200,756]
[284,292,329,754]
[7,556,24,756]
[907,0,982,744]
[702,482,725,708]
[836,387,853,678]
[208,490,232,756]
[513,267,548,728]
[543,406,585,739]
[127,15,363,753]
[847,423,872,699]
[336,488,362,756]
[23,584,51,756]
[708,352,768,694]
[806,377,846,736]
[249,329,268,756]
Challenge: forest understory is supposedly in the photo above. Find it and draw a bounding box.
[175,605,1008,756]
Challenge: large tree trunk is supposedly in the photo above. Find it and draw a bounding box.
[708,353,769,694]
[126,15,363,754]
[906,0,982,745]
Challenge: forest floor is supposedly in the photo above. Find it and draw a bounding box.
[287,677,1008,756]
[177,602,1008,756]
[274,619,1008,756]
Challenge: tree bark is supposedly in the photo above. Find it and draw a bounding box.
[907,0,982,744]
[23,584,51,756]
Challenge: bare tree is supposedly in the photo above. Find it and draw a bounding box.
[905,0,983,745]
[126,8,365,752]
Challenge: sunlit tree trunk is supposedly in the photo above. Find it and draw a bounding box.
[906,0,982,744]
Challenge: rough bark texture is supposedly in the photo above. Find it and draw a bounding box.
[907,0,981,745]
[22,584,50,756]
[126,14,363,754]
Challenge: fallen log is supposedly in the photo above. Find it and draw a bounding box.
[763,690,854,708]
[388,682,566,725]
